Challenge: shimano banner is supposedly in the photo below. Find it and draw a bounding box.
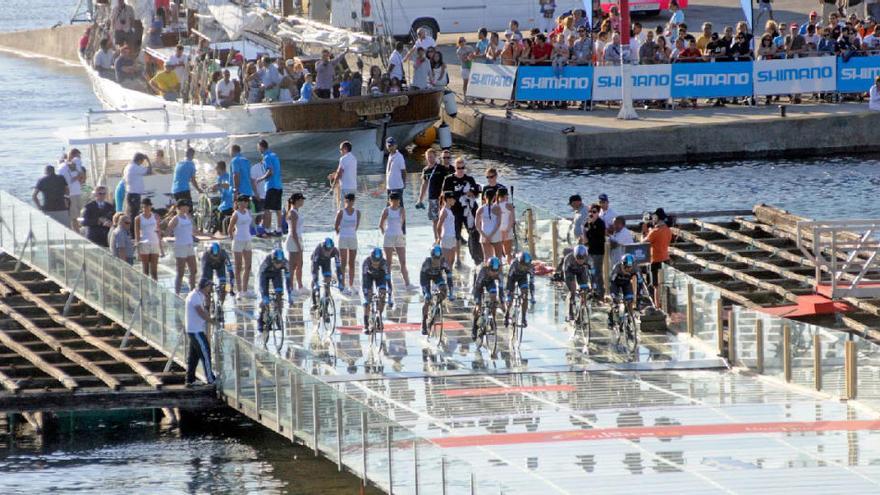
[466,63,517,100]
[837,55,880,93]
[754,56,836,96]
[515,66,593,101]
[592,64,672,101]
[671,61,753,99]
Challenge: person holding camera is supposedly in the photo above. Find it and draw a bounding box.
[642,208,673,306]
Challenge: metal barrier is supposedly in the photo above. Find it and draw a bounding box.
[0,191,490,494]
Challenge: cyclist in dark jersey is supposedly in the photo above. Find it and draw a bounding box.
[200,241,235,297]
[419,245,454,335]
[311,237,343,309]
[563,244,591,321]
[362,248,392,334]
[505,251,536,327]
[471,257,505,339]
[257,248,290,332]
[609,254,639,325]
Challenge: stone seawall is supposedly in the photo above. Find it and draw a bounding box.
[0,25,86,64]
[449,105,880,166]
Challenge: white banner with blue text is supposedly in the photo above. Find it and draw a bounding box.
[466,63,518,100]
[591,64,672,101]
[753,56,837,96]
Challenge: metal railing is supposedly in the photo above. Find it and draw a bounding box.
[0,190,492,495]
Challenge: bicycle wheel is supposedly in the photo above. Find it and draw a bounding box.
[325,295,337,337]
[487,316,498,355]
[197,196,211,233]
[510,300,521,348]
[579,302,591,350]
[272,309,285,352]
[429,300,444,345]
[624,312,638,360]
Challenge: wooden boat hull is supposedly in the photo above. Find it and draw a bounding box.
[81,54,442,162]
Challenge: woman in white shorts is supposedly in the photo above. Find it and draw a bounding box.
[227,195,254,297]
[497,187,516,263]
[475,188,502,263]
[285,192,306,293]
[334,192,360,293]
[134,197,164,280]
[167,199,197,294]
[435,192,458,267]
[379,191,411,287]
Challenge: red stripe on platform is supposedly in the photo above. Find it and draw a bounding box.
[440,385,576,397]
[336,321,465,335]
[431,419,880,448]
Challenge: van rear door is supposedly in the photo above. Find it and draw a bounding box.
[329,0,361,30]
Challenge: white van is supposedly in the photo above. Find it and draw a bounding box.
[329,0,587,39]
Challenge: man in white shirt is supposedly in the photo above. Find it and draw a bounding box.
[608,217,635,264]
[58,149,87,230]
[166,44,189,91]
[385,137,407,207]
[414,28,437,50]
[388,41,405,82]
[185,279,216,386]
[870,76,880,112]
[122,152,151,224]
[215,69,236,108]
[598,194,618,231]
[330,140,357,208]
[92,38,115,78]
[250,158,267,230]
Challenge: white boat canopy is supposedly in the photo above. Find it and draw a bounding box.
[60,120,228,146]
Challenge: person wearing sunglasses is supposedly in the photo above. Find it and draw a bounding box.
[81,185,115,247]
[416,149,452,228]
[441,157,479,268]
[582,203,607,301]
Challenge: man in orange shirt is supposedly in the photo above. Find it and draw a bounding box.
[642,208,672,306]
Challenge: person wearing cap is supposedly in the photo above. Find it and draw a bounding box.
[185,279,216,386]
[642,208,673,305]
[598,194,618,231]
[380,191,413,288]
[799,10,822,36]
[168,199,198,295]
[568,194,589,244]
[784,22,806,58]
[335,193,361,294]
[385,137,407,207]
[330,141,357,208]
[257,139,284,236]
[134,197,164,280]
[228,195,255,298]
[361,247,392,334]
[285,192,306,294]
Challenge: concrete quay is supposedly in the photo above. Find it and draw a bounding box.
[446,102,880,166]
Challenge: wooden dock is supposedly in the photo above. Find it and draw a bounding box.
[0,252,216,414]
[668,204,880,345]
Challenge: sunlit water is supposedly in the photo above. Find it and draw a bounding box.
[2,1,880,493]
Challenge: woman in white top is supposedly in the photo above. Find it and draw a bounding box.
[475,189,502,262]
[334,193,361,292]
[435,192,458,266]
[167,199,197,294]
[496,187,516,263]
[379,191,411,287]
[285,192,306,292]
[227,195,254,297]
[133,197,164,280]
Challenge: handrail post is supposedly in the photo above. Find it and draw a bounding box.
[783,324,792,383]
[602,240,610,296]
[336,397,343,471]
[471,473,476,495]
[551,219,559,269]
[160,292,167,349]
[254,351,262,417]
[657,268,666,313]
[100,256,106,309]
[686,283,694,336]
[413,440,420,495]
[526,209,536,257]
[312,384,319,456]
[387,425,393,493]
[361,410,368,488]
[234,340,241,408]
[274,362,282,432]
[716,299,724,356]
[755,319,764,374]
[441,455,447,495]
[727,310,736,364]
[845,340,857,400]
[294,372,302,431]
[288,371,295,440]
[62,232,68,284]
[813,333,822,391]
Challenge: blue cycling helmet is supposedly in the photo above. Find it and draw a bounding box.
[519,251,532,265]
[431,245,442,258]
[488,257,501,271]
[272,248,285,262]
[323,237,334,249]
[623,254,635,267]
[210,242,221,256]
[371,247,383,261]
[575,245,588,259]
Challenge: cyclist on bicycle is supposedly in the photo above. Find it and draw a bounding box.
[609,254,639,326]
[505,251,536,328]
[471,257,506,340]
[419,245,454,335]
[563,244,591,321]
[311,237,343,310]
[257,248,290,333]
[362,248,393,334]
[200,242,235,305]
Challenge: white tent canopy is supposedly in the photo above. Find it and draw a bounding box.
[60,120,228,146]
